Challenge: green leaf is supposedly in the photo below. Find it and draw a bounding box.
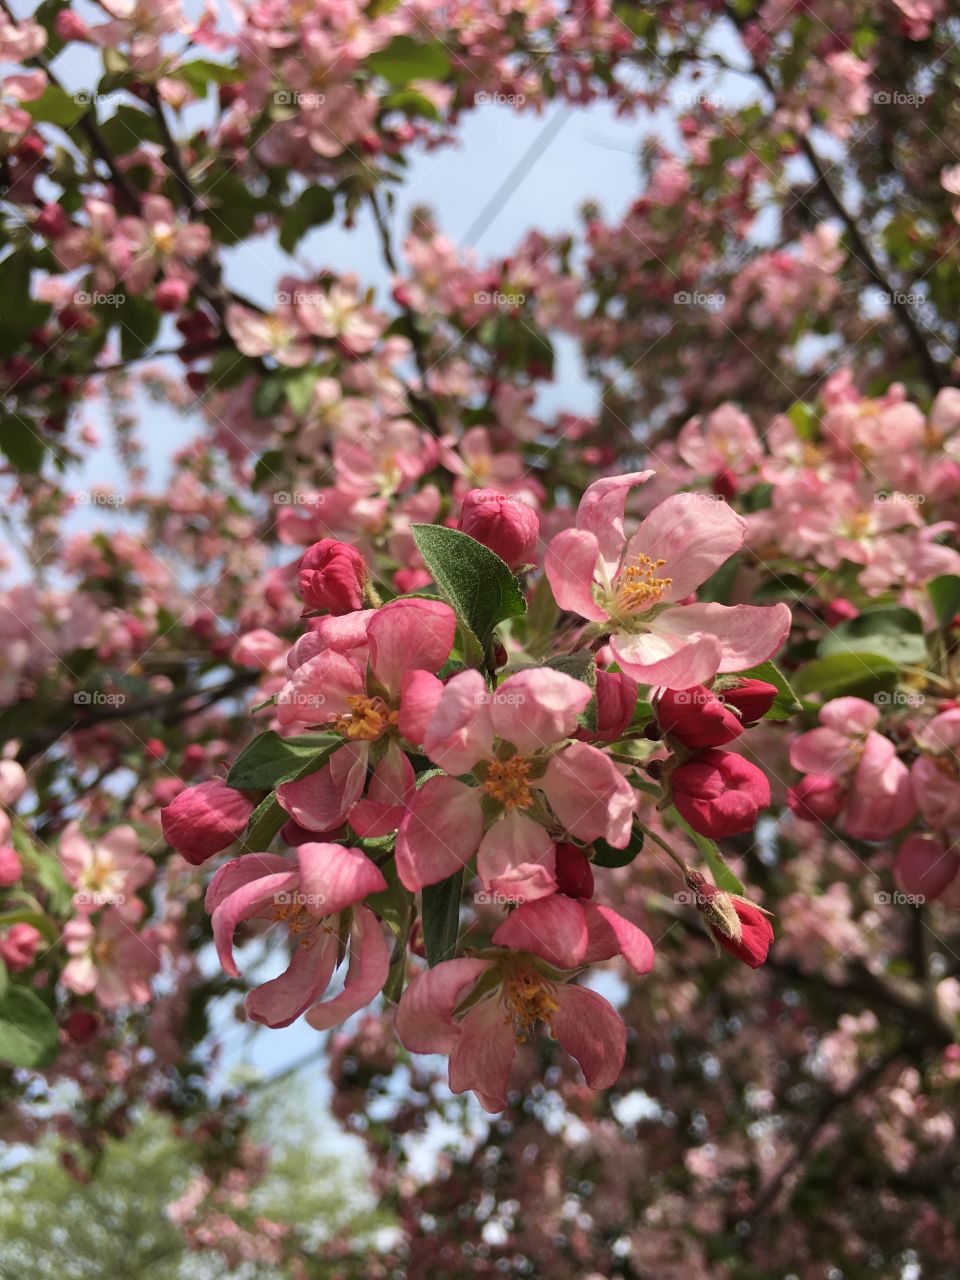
[0,987,59,1068]
[24,84,87,127]
[383,89,441,121]
[253,449,284,490]
[368,859,414,1002]
[97,105,162,152]
[226,731,340,791]
[116,294,161,360]
[279,186,335,255]
[791,652,898,700]
[719,660,801,720]
[0,416,45,474]
[367,35,451,83]
[283,367,318,415]
[929,575,960,630]
[237,794,287,854]
[0,253,48,348]
[411,524,526,665]
[175,59,244,97]
[819,606,927,667]
[421,870,463,966]
[592,824,644,869]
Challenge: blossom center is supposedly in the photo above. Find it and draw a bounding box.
[615,554,672,615]
[272,898,318,946]
[502,968,560,1043]
[482,757,533,810]
[334,694,398,741]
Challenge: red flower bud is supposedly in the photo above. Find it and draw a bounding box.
[824,598,859,626]
[64,1009,101,1045]
[894,833,960,902]
[298,539,368,615]
[35,202,69,239]
[720,678,778,724]
[0,846,23,887]
[555,842,595,900]
[656,686,742,749]
[671,749,769,838]
[154,278,190,313]
[0,923,40,971]
[161,779,255,865]
[577,669,638,742]
[687,873,773,967]
[787,773,843,822]
[457,488,539,569]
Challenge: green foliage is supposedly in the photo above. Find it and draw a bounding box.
[367,35,451,83]
[421,869,463,966]
[226,731,340,791]
[0,987,58,1068]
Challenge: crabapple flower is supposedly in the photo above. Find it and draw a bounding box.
[577,668,638,742]
[395,955,627,1113]
[545,473,790,686]
[686,873,774,967]
[298,539,368,615]
[656,685,744,749]
[789,698,915,839]
[61,903,160,1010]
[0,759,27,806]
[0,922,40,971]
[276,598,455,837]
[59,821,153,912]
[457,488,540,568]
[671,749,770,838]
[161,779,256,865]
[719,678,779,724]
[895,833,960,902]
[0,845,22,886]
[206,843,389,1029]
[910,709,960,830]
[788,773,844,822]
[396,668,635,899]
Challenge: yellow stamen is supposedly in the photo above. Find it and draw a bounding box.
[482,757,533,810]
[502,967,560,1043]
[333,694,398,741]
[615,554,672,615]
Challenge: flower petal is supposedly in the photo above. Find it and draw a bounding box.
[581,902,655,974]
[244,930,338,1028]
[449,996,516,1113]
[395,957,494,1054]
[611,628,723,688]
[552,983,626,1089]
[367,598,456,699]
[306,906,391,1030]
[624,493,745,600]
[650,601,791,673]
[544,527,608,621]
[489,669,592,756]
[276,743,368,831]
[539,741,635,847]
[296,843,387,916]
[576,470,654,571]
[395,775,484,890]
[477,810,556,902]
[423,669,495,774]
[492,894,588,968]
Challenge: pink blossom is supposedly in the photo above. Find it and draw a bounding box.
[62,904,161,1009]
[911,709,960,829]
[545,473,790,687]
[895,833,960,902]
[59,821,154,912]
[206,843,389,1029]
[0,922,41,971]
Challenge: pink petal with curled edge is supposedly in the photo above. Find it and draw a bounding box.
[395,775,484,890]
[349,741,415,837]
[789,726,860,777]
[423,669,495,774]
[623,493,745,601]
[398,670,444,746]
[449,996,516,1113]
[492,894,588,969]
[576,470,654,572]
[244,929,338,1028]
[276,648,365,726]
[211,868,299,978]
[296,843,387,916]
[395,957,494,1054]
[544,527,608,621]
[539,741,635,847]
[490,668,592,756]
[651,601,791,673]
[820,697,880,736]
[477,810,556,903]
[611,628,723,689]
[204,854,295,915]
[306,906,391,1030]
[276,743,368,831]
[581,902,655,974]
[552,983,627,1089]
[368,597,456,699]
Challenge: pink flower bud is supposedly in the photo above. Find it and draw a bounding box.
[457,489,539,569]
[154,277,190,313]
[298,539,368,615]
[64,1009,101,1044]
[719,678,778,724]
[656,686,743,749]
[0,760,27,806]
[0,923,41,971]
[824,598,859,626]
[55,9,89,40]
[671,749,769,838]
[578,669,637,742]
[161,779,255,865]
[554,843,595,899]
[894,833,960,902]
[686,873,773,967]
[0,846,22,887]
[35,202,69,239]
[787,773,844,822]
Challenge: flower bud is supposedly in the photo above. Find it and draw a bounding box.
[687,873,773,967]
[154,277,190,313]
[656,686,742,749]
[719,678,778,724]
[457,489,539,569]
[555,842,595,900]
[671,749,769,838]
[0,923,40,971]
[35,202,69,239]
[161,779,255,865]
[578,669,637,742]
[0,845,23,887]
[0,760,27,807]
[298,539,368,615]
[894,833,960,902]
[787,773,843,822]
